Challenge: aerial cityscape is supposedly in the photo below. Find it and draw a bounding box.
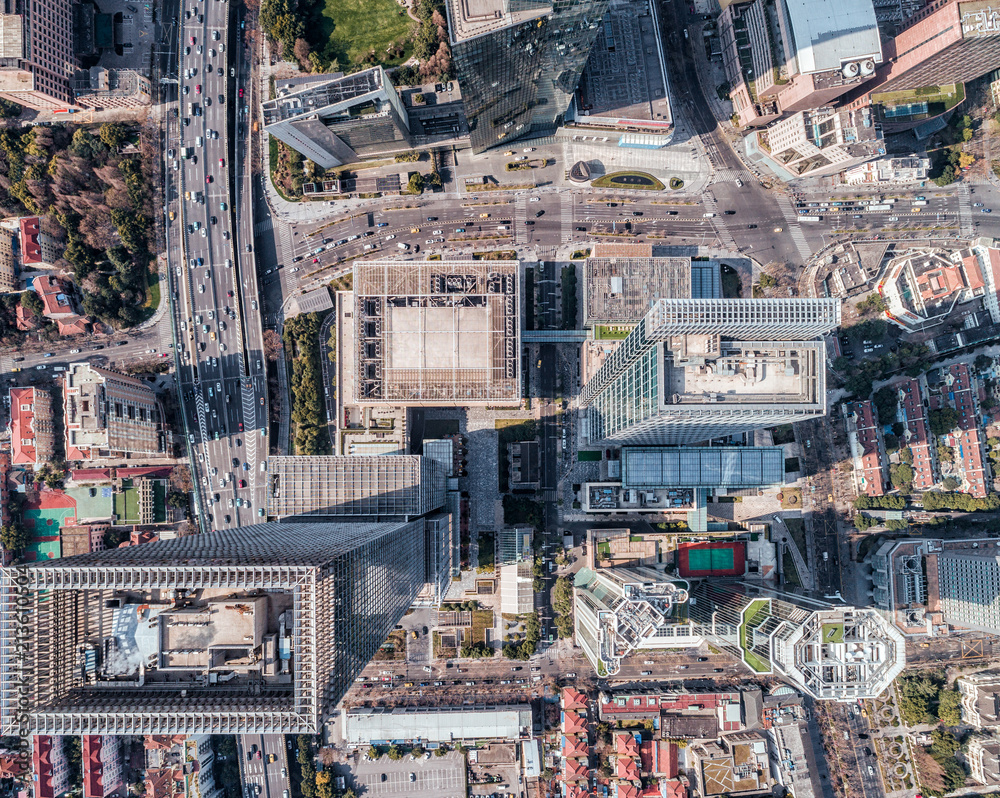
[1,0,1000,797]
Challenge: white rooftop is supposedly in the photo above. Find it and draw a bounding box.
[784,0,881,73]
[344,705,533,744]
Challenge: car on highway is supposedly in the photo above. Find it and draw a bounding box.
[697,657,708,662]
[43,352,53,358]
[35,364,46,370]
[535,210,544,217]
[983,208,993,213]
[747,224,757,228]
[195,84,201,94]
[385,234,395,240]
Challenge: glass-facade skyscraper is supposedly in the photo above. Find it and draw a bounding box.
[446,0,609,152]
[4,521,429,735]
[581,298,841,445]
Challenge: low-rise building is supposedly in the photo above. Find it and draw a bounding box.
[33,274,76,318]
[342,705,533,745]
[845,400,888,496]
[695,731,771,796]
[0,223,18,293]
[842,157,930,185]
[9,386,55,466]
[968,734,1000,784]
[63,363,163,460]
[897,378,936,490]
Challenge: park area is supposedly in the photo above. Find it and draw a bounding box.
[314,0,414,68]
[592,171,665,190]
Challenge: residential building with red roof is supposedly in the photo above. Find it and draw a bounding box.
[83,736,123,798]
[563,737,590,759]
[617,757,641,782]
[617,784,640,798]
[57,315,92,336]
[9,386,55,465]
[846,400,888,496]
[563,710,588,735]
[0,752,24,779]
[641,740,678,778]
[562,687,589,711]
[144,768,183,798]
[33,736,70,798]
[564,758,590,782]
[19,217,41,265]
[33,275,75,318]
[898,378,936,490]
[616,733,641,758]
[944,364,989,497]
[15,302,38,330]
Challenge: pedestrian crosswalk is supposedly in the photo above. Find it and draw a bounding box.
[958,184,974,238]
[712,167,756,186]
[702,193,738,250]
[513,194,527,245]
[560,193,574,243]
[775,194,813,262]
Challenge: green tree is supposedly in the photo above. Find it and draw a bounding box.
[975,354,993,372]
[758,273,777,289]
[387,745,402,761]
[99,123,128,150]
[942,476,961,491]
[930,407,960,436]
[937,688,962,726]
[890,462,914,492]
[900,447,914,465]
[367,746,379,760]
[0,523,29,553]
[896,673,941,725]
[407,172,424,194]
[20,289,43,316]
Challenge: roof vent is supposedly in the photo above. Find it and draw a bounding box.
[860,60,876,76]
[842,62,859,78]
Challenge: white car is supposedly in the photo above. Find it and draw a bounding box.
[529,197,540,202]
[146,348,156,354]
[70,348,80,354]
[289,267,298,273]
[385,234,396,240]
[523,147,535,152]
[199,284,206,293]
[432,229,443,235]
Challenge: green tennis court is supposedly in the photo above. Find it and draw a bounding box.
[687,547,735,572]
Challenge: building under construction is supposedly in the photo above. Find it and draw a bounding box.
[3,520,429,735]
[353,260,521,405]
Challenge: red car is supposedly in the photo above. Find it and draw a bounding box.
[239,479,247,488]
[227,290,234,297]
[219,157,224,166]
[238,88,244,97]
[206,175,213,183]
[238,421,244,431]
[312,257,319,263]
[195,84,201,94]
[190,35,196,44]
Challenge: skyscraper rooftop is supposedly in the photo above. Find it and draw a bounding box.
[5,520,430,735]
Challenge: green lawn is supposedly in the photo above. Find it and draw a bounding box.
[739,599,772,673]
[822,622,845,644]
[594,324,633,340]
[592,171,665,191]
[115,481,140,522]
[315,0,415,68]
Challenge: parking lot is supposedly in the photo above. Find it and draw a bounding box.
[343,750,466,798]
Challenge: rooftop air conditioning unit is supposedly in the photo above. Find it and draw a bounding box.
[842,62,860,78]
[860,60,876,76]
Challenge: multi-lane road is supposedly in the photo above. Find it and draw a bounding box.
[238,734,290,798]
[168,0,268,529]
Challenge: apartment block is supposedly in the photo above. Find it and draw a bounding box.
[32,736,70,798]
[82,736,123,798]
[959,671,1000,728]
[943,363,989,497]
[897,378,936,490]
[0,223,16,293]
[718,0,882,128]
[968,735,1000,785]
[845,400,888,496]
[63,363,161,460]
[0,1,77,110]
[9,386,55,466]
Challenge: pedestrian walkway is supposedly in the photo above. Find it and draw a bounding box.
[560,193,574,243]
[775,194,813,262]
[958,183,974,238]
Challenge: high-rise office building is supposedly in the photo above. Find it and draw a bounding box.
[582,298,840,445]
[688,582,906,700]
[934,550,1000,635]
[446,0,610,152]
[718,0,882,128]
[265,455,447,518]
[262,67,412,169]
[0,0,77,110]
[4,520,432,735]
